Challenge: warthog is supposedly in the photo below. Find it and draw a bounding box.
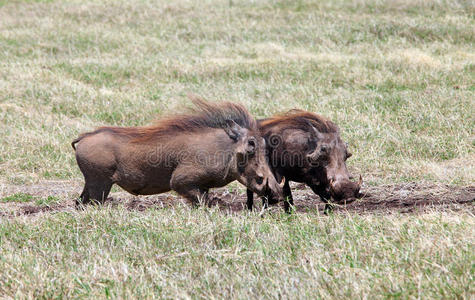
[72,98,284,207]
[247,110,362,212]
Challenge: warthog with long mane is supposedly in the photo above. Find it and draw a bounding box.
[72,97,284,207]
[247,110,362,212]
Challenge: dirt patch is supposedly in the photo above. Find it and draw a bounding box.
[0,182,473,218]
[123,190,248,212]
[0,180,81,198]
[292,183,475,214]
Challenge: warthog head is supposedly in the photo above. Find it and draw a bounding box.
[224,120,285,202]
[306,125,362,204]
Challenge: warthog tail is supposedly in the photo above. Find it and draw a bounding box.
[71,135,86,150]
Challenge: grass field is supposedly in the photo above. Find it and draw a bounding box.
[0,0,474,298]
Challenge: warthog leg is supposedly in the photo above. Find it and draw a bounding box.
[282,180,294,213]
[76,188,90,207]
[248,179,294,213]
[170,166,209,207]
[320,196,334,215]
[246,189,254,210]
[76,178,112,208]
[323,203,334,215]
[173,186,209,207]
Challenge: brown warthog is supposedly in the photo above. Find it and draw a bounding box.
[72,98,284,207]
[247,110,362,212]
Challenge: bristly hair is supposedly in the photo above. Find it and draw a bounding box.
[185,95,256,131]
[259,109,339,133]
[72,95,257,146]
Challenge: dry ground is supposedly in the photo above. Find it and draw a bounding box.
[1,181,473,217]
[0,0,474,298]
[0,181,474,299]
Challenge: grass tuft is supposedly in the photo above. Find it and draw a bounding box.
[0,192,35,203]
[0,1,473,297]
[0,207,473,298]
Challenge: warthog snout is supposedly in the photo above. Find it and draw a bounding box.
[329,175,363,204]
[269,177,285,202]
[254,176,285,203]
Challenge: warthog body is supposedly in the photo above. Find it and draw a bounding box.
[72,98,284,207]
[247,110,362,212]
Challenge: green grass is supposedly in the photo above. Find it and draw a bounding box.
[0,192,35,203]
[0,193,60,206]
[0,207,473,298]
[0,0,53,7]
[0,0,474,298]
[0,0,473,185]
[34,195,60,206]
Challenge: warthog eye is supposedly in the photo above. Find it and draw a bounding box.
[256,175,264,185]
[247,139,256,154]
[321,145,329,153]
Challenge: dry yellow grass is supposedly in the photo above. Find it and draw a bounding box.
[0,0,474,298]
[0,0,473,185]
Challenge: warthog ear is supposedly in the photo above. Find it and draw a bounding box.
[224,120,243,141]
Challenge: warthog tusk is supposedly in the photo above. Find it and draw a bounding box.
[279,177,285,188]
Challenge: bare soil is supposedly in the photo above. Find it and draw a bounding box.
[0,181,473,218]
